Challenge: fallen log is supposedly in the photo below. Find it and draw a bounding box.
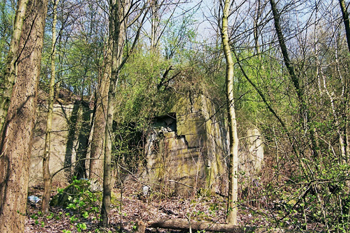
[147,219,257,232]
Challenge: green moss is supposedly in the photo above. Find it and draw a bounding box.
[197,188,213,197]
[93,190,120,207]
[111,191,121,206]
[154,143,165,180]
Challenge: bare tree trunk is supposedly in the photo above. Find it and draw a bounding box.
[0,0,48,231]
[339,0,350,53]
[253,0,262,57]
[100,0,126,227]
[338,0,350,160]
[150,0,159,49]
[221,0,239,225]
[89,45,111,182]
[0,0,29,132]
[100,69,118,228]
[269,0,328,229]
[99,0,145,226]
[269,0,319,160]
[42,0,59,213]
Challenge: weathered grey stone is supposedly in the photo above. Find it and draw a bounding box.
[30,104,77,187]
[141,94,228,196]
[141,94,265,196]
[247,128,264,172]
[239,127,264,189]
[29,94,264,197]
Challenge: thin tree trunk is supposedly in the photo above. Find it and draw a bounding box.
[89,46,111,182]
[150,0,159,49]
[221,0,239,225]
[338,0,350,160]
[0,0,48,231]
[339,0,350,53]
[269,0,319,161]
[42,0,59,213]
[253,0,262,57]
[100,0,125,227]
[100,0,145,226]
[100,70,118,228]
[269,0,329,229]
[0,0,29,132]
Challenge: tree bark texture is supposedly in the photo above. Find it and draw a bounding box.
[221,0,239,225]
[0,0,29,133]
[100,69,117,228]
[0,0,48,231]
[253,0,262,57]
[100,0,127,227]
[338,0,350,159]
[89,45,111,181]
[150,0,160,48]
[339,0,350,53]
[42,0,59,213]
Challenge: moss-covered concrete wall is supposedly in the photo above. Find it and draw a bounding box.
[29,95,264,195]
[238,127,264,188]
[142,94,228,196]
[30,104,75,187]
[30,102,92,187]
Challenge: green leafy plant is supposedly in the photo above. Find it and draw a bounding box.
[49,178,101,232]
[54,178,100,219]
[76,223,87,232]
[46,212,54,220]
[69,215,78,223]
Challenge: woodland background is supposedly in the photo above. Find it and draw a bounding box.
[1,0,350,232]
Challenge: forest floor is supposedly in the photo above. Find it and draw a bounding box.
[24,180,269,233]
